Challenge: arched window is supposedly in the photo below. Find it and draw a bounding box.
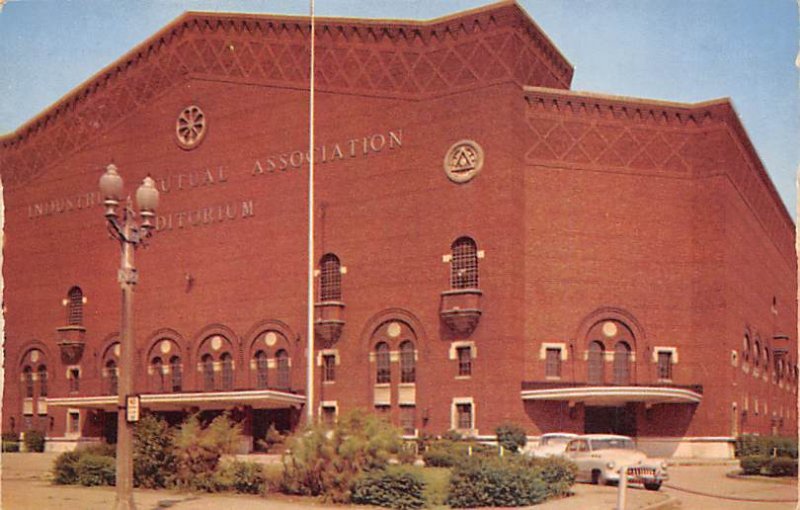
[400,341,416,383]
[151,357,165,392]
[743,334,751,364]
[37,365,48,397]
[753,340,761,368]
[202,354,215,391]
[255,351,268,389]
[376,342,390,384]
[221,353,234,390]
[170,356,182,392]
[451,237,478,289]
[320,253,342,301]
[613,342,631,385]
[67,287,83,326]
[276,350,290,390]
[764,348,770,374]
[587,341,604,384]
[106,360,118,395]
[22,367,33,398]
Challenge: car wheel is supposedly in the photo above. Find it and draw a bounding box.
[644,482,662,491]
[591,470,601,485]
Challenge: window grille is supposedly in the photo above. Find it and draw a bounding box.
[322,354,336,382]
[255,351,268,389]
[67,287,83,326]
[221,353,234,390]
[202,355,215,391]
[457,346,472,376]
[450,237,478,289]
[23,367,33,398]
[657,351,672,380]
[152,357,165,392]
[69,369,80,392]
[68,412,80,434]
[613,342,631,385]
[546,348,562,377]
[319,253,342,301]
[587,341,604,384]
[400,406,416,435]
[37,366,47,397]
[456,403,472,430]
[276,350,290,390]
[106,360,118,395]
[170,356,182,392]
[376,342,390,384]
[400,341,416,383]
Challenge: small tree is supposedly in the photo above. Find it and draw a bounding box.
[495,423,527,453]
[134,414,176,488]
[282,409,403,503]
[172,413,243,491]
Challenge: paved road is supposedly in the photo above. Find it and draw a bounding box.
[1,453,796,509]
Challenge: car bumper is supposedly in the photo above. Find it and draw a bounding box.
[604,469,668,484]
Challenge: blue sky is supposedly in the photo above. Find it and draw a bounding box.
[0,0,797,213]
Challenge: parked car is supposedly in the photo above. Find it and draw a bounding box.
[563,434,668,490]
[526,433,579,457]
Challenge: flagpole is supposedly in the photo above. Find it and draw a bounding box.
[306,0,316,426]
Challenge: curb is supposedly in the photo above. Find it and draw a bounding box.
[725,469,797,484]
[638,493,678,510]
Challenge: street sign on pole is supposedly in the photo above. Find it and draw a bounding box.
[125,395,140,423]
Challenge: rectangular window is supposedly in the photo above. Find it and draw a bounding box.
[457,403,472,430]
[657,351,673,380]
[546,348,562,378]
[322,406,336,426]
[68,411,80,434]
[322,355,336,382]
[69,369,80,392]
[457,346,472,376]
[400,406,416,436]
[375,405,390,415]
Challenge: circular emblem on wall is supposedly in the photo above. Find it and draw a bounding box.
[30,350,39,363]
[175,105,207,150]
[387,322,402,338]
[114,344,121,357]
[210,335,222,351]
[602,321,618,337]
[264,331,278,347]
[443,140,484,183]
[159,340,172,354]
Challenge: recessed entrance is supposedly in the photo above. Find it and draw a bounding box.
[584,404,637,436]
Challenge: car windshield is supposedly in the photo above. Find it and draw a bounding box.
[541,436,572,446]
[590,438,635,450]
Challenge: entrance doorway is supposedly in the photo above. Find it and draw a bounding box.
[584,404,637,436]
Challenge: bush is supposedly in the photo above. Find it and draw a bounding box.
[214,461,267,494]
[172,413,243,491]
[740,455,769,475]
[2,440,20,452]
[53,451,83,484]
[495,423,527,453]
[735,435,797,459]
[23,430,45,452]
[257,424,286,453]
[446,456,549,508]
[134,414,175,488]
[529,456,577,496]
[281,409,403,503]
[422,440,469,467]
[76,454,116,486]
[352,469,426,510]
[766,457,798,477]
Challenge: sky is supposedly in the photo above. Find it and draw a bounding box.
[0,0,797,213]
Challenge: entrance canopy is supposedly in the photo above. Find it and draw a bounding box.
[47,389,306,412]
[520,382,703,406]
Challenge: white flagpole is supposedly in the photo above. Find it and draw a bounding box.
[306,0,316,426]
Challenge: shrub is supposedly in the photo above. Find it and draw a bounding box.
[214,460,267,494]
[281,409,403,503]
[257,424,286,453]
[446,456,549,508]
[23,430,45,452]
[76,454,116,486]
[422,440,467,467]
[352,469,426,510]
[528,456,577,496]
[134,414,175,488]
[172,413,243,491]
[495,423,527,453]
[53,451,83,484]
[735,435,798,459]
[740,455,769,475]
[766,457,798,477]
[2,440,20,452]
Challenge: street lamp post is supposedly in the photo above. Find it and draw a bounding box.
[99,163,160,510]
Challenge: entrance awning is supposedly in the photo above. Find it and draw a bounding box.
[46,389,306,412]
[520,382,703,406]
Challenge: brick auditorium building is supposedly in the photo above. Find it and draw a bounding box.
[1,1,796,457]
